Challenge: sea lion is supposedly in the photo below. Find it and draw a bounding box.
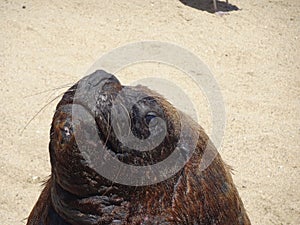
[27,70,251,225]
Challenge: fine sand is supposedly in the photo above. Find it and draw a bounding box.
[1,0,299,224]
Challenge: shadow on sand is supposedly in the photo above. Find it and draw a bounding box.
[179,0,239,14]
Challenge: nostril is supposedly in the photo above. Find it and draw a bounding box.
[102,80,122,92]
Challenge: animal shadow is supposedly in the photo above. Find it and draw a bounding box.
[179,0,239,13]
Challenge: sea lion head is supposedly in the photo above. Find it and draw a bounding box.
[49,70,183,196]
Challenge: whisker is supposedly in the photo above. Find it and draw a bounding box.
[20,91,66,135]
[104,113,111,147]
[23,83,73,98]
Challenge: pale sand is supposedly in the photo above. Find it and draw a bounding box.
[0,0,299,224]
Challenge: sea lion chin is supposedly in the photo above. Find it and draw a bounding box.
[27,70,251,225]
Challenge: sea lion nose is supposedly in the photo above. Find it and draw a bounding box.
[72,70,122,116]
[85,70,121,90]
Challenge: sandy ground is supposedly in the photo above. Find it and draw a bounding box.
[1,0,299,224]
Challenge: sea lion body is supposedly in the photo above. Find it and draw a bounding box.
[27,70,251,225]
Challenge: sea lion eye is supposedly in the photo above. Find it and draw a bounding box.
[144,112,157,125]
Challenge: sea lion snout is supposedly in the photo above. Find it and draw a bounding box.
[73,70,122,115]
[83,70,120,90]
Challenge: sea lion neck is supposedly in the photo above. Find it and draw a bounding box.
[49,172,183,225]
[50,179,131,225]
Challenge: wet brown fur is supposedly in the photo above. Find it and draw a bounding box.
[27,71,251,225]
